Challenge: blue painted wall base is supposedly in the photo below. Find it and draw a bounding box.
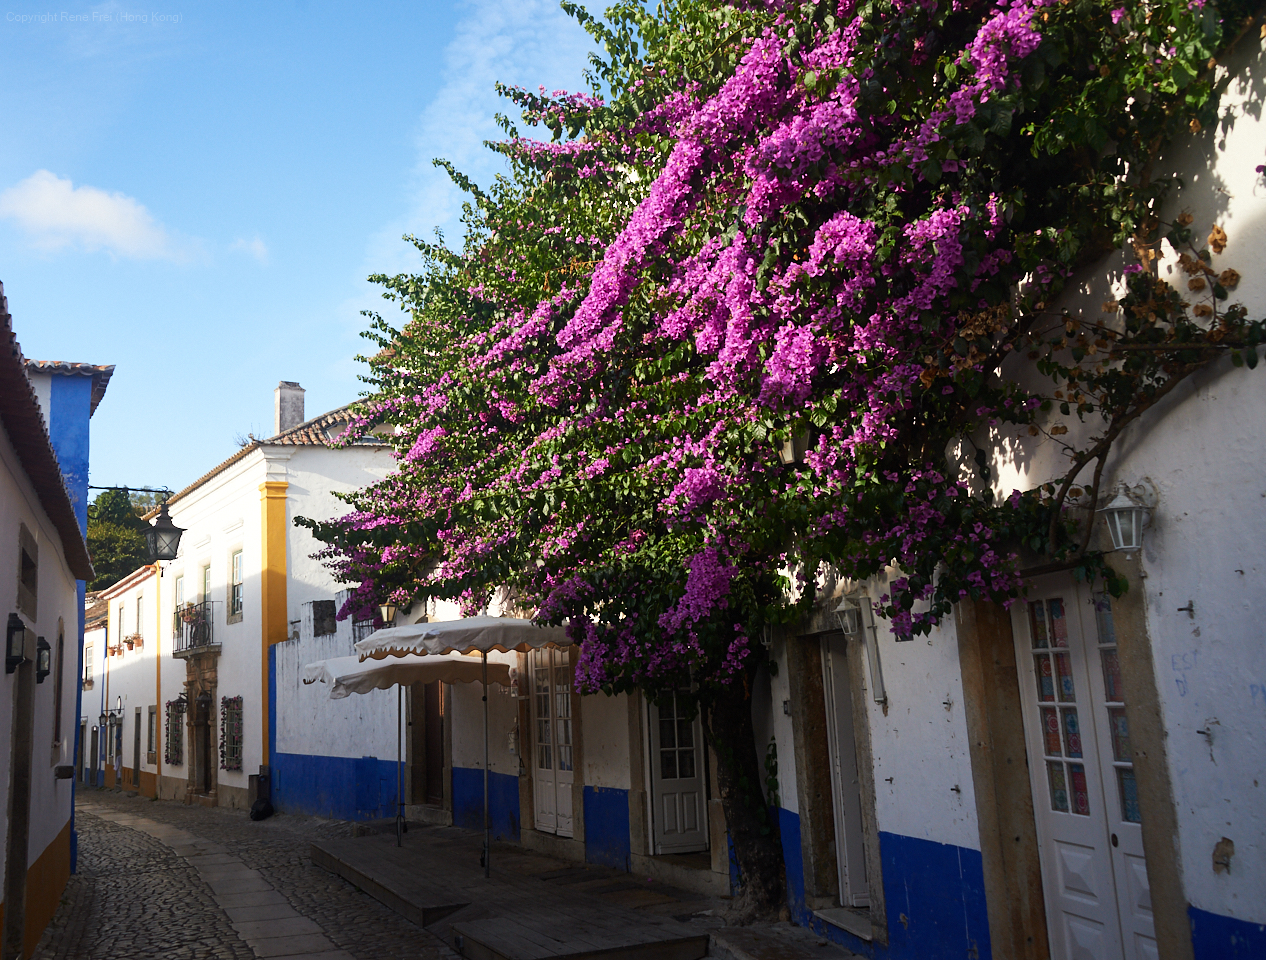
[452,767,520,842]
[1190,905,1266,959]
[777,807,992,960]
[272,751,402,821]
[583,786,630,870]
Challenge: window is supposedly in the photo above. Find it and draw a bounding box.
[202,564,212,603]
[229,551,243,619]
[135,594,144,640]
[312,600,337,637]
[165,699,185,765]
[220,696,243,770]
[147,706,158,763]
[17,523,38,620]
[53,625,65,745]
[83,645,94,688]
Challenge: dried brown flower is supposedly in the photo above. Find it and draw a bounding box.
[1188,276,1207,291]
[1208,224,1227,254]
[1193,303,1214,318]
[1219,268,1241,289]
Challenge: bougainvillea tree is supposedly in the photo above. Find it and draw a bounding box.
[302,0,1262,912]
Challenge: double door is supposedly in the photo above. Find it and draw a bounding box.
[531,647,574,837]
[1014,581,1156,960]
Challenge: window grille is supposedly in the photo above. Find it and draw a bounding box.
[352,617,376,643]
[220,696,243,771]
[165,700,185,765]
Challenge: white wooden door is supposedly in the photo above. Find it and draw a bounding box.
[531,647,574,837]
[648,691,708,854]
[821,635,869,907]
[1014,583,1156,960]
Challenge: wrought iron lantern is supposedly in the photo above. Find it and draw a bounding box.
[6,613,27,674]
[145,499,185,562]
[35,636,51,683]
[378,601,398,627]
[1101,481,1155,557]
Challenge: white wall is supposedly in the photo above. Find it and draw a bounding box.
[0,418,81,885]
[450,651,520,776]
[988,42,1266,928]
[864,605,980,849]
[274,631,401,761]
[282,444,395,623]
[581,690,631,791]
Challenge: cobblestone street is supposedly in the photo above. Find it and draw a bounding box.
[34,790,459,960]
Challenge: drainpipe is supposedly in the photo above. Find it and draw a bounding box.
[3,625,36,960]
[154,562,162,797]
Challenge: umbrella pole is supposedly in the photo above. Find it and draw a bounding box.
[397,683,403,848]
[483,650,490,878]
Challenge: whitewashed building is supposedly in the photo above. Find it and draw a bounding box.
[0,290,101,955]
[85,383,396,812]
[321,42,1266,960]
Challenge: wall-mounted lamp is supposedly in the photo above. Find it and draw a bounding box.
[834,597,862,637]
[378,601,398,627]
[35,636,51,683]
[774,429,812,466]
[835,593,887,704]
[6,613,28,674]
[1101,480,1157,558]
[145,499,185,562]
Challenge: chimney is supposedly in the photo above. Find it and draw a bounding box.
[274,381,305,435]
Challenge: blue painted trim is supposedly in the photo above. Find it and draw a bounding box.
[272,750,401,821]
[1190,905,1266,959]
[43,375,92,873]
[451,766,519,841]
[46,376,91,534]
[583,786,630,870]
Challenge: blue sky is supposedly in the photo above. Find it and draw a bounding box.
[1,0,596,491]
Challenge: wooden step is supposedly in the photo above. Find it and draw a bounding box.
[310,838,469,927]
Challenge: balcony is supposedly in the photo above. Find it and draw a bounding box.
[173,601,220,658]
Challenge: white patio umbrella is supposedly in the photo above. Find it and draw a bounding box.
[355,617,572,875]
[302,652,512,845]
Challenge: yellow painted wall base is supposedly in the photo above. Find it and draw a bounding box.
[0,817,72,959]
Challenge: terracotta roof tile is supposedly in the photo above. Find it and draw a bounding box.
[23,361,114,416]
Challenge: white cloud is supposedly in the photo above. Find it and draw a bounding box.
[367,0,596,277]
[231,235,269,265]
[0,169,189,260]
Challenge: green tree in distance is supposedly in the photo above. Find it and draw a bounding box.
[86,489,151,590]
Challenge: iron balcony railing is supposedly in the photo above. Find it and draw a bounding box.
[173,601,217,655]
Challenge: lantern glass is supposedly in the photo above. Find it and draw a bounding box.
[1102,490,1146,553]
[835,599,862,637]
[379,602,397,626]
[146,501,185,562]
[36,636,51,683]
[6,614,27,673]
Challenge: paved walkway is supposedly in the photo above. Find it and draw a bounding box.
[34,789,458,960]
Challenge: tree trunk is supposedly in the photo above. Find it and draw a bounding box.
[702,678,786,920]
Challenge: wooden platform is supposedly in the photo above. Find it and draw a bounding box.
[311,827,711,960]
